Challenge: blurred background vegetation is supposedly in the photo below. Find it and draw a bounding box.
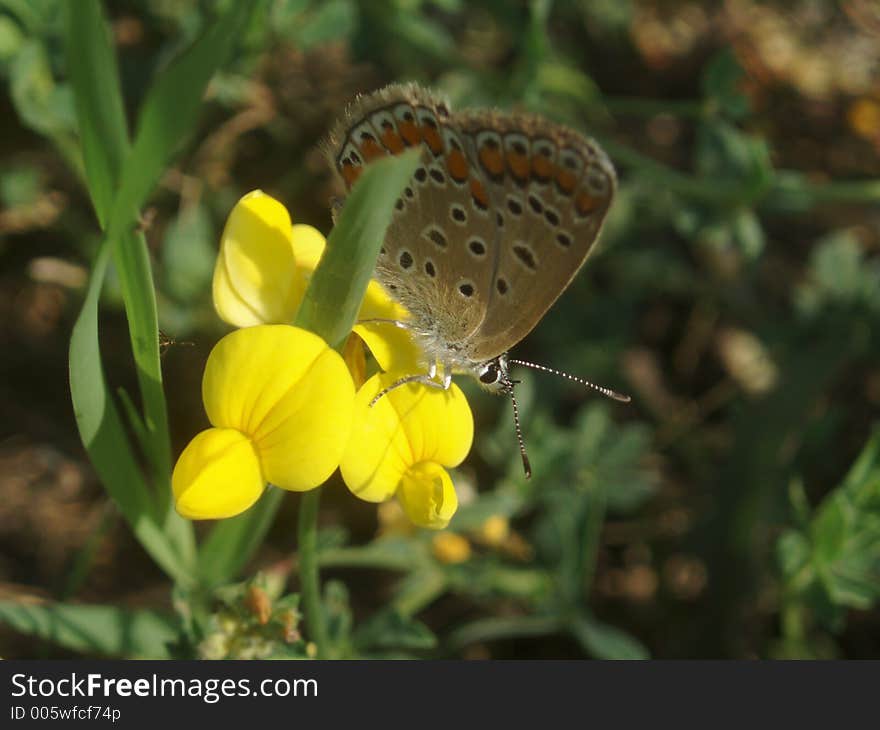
[1,0,879,659]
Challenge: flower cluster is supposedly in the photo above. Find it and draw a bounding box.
[172,191,473,529]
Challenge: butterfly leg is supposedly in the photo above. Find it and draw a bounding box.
[356,318,412,330]
[369,361,448,407]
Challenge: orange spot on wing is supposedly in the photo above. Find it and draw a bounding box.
[446,148,469,182]
[555,166,578,194]
[398,119,421,146]
[575,190,599,216]
[359,137,386,162]
[479,145,505,177]
[470,178,489,210]
[532,154,553,180]
[380,127,405,153]
[421,124,444,155]
[506,152,530,181]
[341,161,362,188]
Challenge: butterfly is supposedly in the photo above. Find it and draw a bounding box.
[327,83,628,476]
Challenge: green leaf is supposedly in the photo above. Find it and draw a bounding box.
[296,149,420,348]
[0,602,179,659]
[198,487,285,586]
[840,427,880,505]
[9,40,76,137]
[69,240,192,586]
[323,580,353,659]
[695,120,773,202]
[354,609,437,652]
[730,207,765,260]
[570,614,649,660]
[776,529,811,581]
[701,49,750,120]
[445,615,561,654]
[811,495,849,564]
[0,14,25,61]
[63,0,129,227]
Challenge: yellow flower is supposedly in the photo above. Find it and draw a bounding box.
[478,515,511,547]
[172,325,355,519]
[212,189,421,372]
[340,372,473,529]
[432,532,472,564]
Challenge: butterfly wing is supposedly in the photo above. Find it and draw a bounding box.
[455,111,616,362]
[326,84,499,355]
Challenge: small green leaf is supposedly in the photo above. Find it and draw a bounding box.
[695,120,772,202]
[0,15,24,62]
[296,149,420,348]
[701,49,750,120]
[730,207,765,260]
[0,602,179,659]
[323,580,353,658]
[776,529,811,581]
[9,40,77,137]
[570,614,649,660]
[840,427,880,505]
[354,609,437,652]
[811,495,849,564]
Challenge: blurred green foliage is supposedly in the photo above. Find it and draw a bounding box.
[0,0,878,659]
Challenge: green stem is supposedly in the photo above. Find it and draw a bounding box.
[298,489,326,658]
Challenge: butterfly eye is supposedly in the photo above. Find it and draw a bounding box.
[479,363,500,384]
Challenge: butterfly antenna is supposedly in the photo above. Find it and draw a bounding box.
[507,385,532,479]
[508,359,631,403]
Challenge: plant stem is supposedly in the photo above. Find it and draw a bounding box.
[298,489,326,658]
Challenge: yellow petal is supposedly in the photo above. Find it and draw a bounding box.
[287,223,327,311]
[212,190,312,326]
[202,325,355,491]
[398,461,458,529]
[353,281,424,373]
[172,427,264,520]
[342,333,367,389]
[339,374,413,503]
[339,371,473,504]
[291,223,326,270]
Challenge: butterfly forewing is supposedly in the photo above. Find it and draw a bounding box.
[327,84,499,352]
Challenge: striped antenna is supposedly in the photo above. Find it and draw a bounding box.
[508,359,631,403]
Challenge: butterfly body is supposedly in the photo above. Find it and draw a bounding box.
[327,83,616,396]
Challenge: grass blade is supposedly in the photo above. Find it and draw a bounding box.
[69,239,193,586]
[63,0,129,227]
[296,150,420,347]
[107,3,252,234]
